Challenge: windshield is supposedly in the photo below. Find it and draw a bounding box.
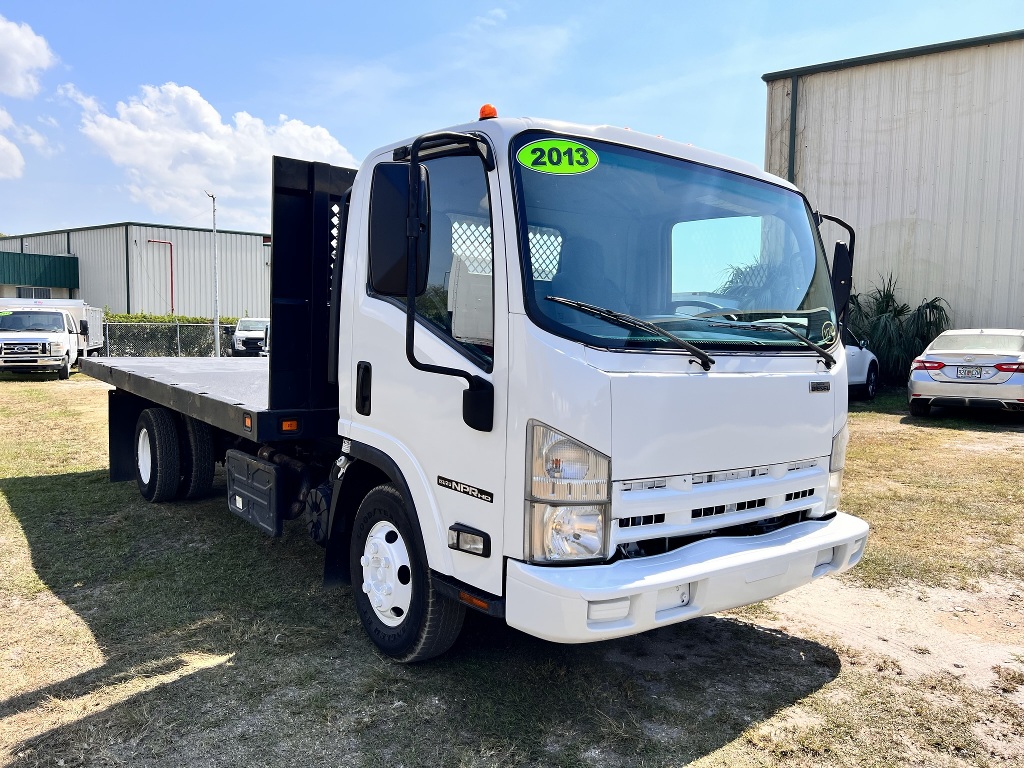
[512,133,838,352]
[236,319,269,332]
[0,311,65,332]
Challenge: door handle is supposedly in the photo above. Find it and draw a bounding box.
[356,361,372,416]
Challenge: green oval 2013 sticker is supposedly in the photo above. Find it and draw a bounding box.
[516,139,599,175]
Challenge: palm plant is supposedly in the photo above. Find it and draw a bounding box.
[848,274,950,382]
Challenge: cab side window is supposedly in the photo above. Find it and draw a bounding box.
[416,155,495,369]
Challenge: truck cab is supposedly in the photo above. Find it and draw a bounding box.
[335,116,865,652]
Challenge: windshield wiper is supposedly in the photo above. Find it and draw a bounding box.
[546,296,715,371]
[22,326,57,332]
[706,319,836,369]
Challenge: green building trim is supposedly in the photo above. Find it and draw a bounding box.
[0,251,80,289]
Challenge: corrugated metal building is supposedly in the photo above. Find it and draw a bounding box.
[764,30,1024,329]
[0,223,271,317]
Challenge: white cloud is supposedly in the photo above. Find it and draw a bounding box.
[0,14,56,98]
[13,123,55,157]
[0,108,25,178]
[0,134,25,179]
[67,82,357,231]
[57,83,100,114]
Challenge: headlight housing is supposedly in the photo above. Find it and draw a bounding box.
[823,423,849,515]
[49,341,66,356]
[526,422,611,563]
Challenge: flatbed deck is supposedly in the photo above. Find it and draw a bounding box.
[81,356,338,442]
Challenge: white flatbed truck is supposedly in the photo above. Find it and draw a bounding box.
[83,111,869,661]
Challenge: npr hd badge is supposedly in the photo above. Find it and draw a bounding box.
[437,476,494,503]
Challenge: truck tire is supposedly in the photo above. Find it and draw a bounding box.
[135,408,181,502]
[349,484,465,662]
[57,354,71,380]
[178,416,215,499]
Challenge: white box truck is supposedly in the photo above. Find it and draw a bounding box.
[82,111,868,661]
[0,298,104,378]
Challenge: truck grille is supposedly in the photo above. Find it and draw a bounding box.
[612,458,829,558]
[2,342,45,356]
[241,338,263,351]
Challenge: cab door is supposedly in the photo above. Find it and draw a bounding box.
[347,150,508,597]
[64,312,80,361]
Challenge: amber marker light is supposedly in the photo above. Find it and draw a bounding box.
[243,413,252,432]
[459,591,490,611]
[479,103,498,120]
[281,419,300,432]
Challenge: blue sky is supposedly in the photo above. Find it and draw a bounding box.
[2,1,1023,234]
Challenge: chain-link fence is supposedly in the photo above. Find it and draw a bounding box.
[103,323,236,357]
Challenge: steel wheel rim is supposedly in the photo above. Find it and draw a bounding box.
[137,428,152,484]
[360,520,413,627]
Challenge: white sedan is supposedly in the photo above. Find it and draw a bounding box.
[908,328,1024,417]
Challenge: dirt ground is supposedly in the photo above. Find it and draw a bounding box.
[1,377,1023,766]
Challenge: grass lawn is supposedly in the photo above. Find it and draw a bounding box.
[1,374,1021,767]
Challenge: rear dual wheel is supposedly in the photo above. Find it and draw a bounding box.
[134,408,214,502]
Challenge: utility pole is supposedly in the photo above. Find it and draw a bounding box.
[205,191,221,356]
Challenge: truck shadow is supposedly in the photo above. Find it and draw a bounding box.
[1,469,840,766]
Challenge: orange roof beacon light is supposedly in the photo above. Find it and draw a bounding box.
[479,103,498,120]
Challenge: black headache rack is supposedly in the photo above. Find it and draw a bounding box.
[82,157,357,447]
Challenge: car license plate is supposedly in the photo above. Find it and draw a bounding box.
[956,366,982,379]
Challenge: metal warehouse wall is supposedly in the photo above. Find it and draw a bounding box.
[765,35,1024,329]
[128,225,271,318]
[2,225,270,317]
[69,226,129,311]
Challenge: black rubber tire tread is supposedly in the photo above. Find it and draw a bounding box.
[57,354,70,380]
[349,483,465,662]
[863,364,878,401]
[909,399,931,417]
[136,407,181,503]
[178,416,215,500]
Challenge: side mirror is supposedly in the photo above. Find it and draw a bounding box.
[368,162,430,296]
[831,241,853,317]
[79,320,89,336]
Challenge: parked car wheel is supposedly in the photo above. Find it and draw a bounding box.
[909,399,931,417]
[57,354,71,380]
[349,483,464,662]
[135,407,181,502]
[863,363,879,400]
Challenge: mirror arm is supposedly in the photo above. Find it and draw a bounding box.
[818,213,856,266]
[402,132,495,432]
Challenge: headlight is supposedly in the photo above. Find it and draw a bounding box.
[49,342,65,355]
[820,423,850,516]
[830,423,849,472]
[234,338,243,349]
[527,422,610,563]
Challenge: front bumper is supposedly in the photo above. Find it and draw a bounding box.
[908,371,1024,410]
[0,356,63,372]
[506,511,868,643]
